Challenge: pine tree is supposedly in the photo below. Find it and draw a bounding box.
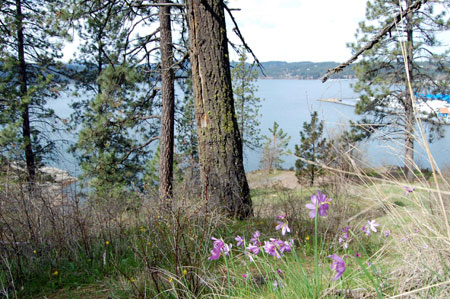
[69,1,161,197]
[295,111,331,186]
[185,0,253,218]
[158,0,175,202]
[231,48,262,150]
[349,0,450,180]
[260,122,291,172]
[0,0,68,182]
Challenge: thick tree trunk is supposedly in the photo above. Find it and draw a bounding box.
[16,0,35,183]
[185,0,252,218]
[404,0,415,181]
[158,0,175,202]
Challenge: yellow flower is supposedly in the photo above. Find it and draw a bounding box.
[130,278,136,283]
[147,241,151,246]
[183,269,187,276]
[105,241,110,245]
[33,250,37,254]
[157,215,161,219]
[169,277,173,283]
[306,235,310,241]
[140,226,145,232]
[52,270,58,276]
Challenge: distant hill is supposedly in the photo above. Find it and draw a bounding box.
[230,61,355,80]
[256,61,355,80]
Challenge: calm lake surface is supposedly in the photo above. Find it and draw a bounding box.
[247,79,450,171]
[48,79,450,176]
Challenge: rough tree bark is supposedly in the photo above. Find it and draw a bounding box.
[16,0,36,183]
[185,0,252,218]
[158,0,175,201]
[404,0,415,181]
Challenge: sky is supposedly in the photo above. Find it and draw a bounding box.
[226,0,367,63]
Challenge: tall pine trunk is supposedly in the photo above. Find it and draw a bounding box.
[16,0,36,183]
[185,0,252,218]
[159,0,175,202]
[404,0,415,181]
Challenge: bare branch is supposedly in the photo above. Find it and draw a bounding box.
[119,136,159,164]
[223,3,266,76]
[321,0,428,83]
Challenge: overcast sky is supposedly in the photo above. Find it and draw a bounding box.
[226,0,367,62]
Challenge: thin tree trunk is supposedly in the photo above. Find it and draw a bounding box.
[185,0,252,218]
[16,0,35,183]
[404,0,415,181]
[159,0,175,202]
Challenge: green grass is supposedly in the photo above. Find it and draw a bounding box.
[1,172,449,298]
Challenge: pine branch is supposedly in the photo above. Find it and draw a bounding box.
[321,0,428,83]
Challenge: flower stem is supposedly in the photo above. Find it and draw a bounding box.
[314,205,320,298]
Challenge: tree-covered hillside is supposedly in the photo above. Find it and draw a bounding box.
[255,61,355,79]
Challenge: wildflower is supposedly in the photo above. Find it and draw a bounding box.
[362,225,370,236]
[306,235,310,241]
[355,252,360,257]
[247,243,260,255]
[328,254,346,281]
[403,186,415,195]
[130,277,136,282]
[33,250,37,254]
[52,270,58,276]
[414,228,419,233]
[250,231,260,245]
[183,269,188,276]
[147,241,151,246]
[222,243,232,256]
[280,240,293,253]
[242,273,249,280]
[235,235,244,248]
[105,240,110,246]
[208,247,221,260]
[341,226,351,239]
[263,240,282,259]
[208,237,232,260]
[275,220,290,236]
[305,190,332,218]
[384,230,391,237]
[212,237,224,249]
[273,279,284,288]
[277,213,286,220]
[277,269,283,274]
[338,237,348,249]
[169,277,173,283]
[139,226,145,232]
[367,220,379,233]
[367,261,372,267]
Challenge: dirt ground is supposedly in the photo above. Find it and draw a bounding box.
[247,170,301,190]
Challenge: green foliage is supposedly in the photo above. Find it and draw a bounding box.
[231,49,263,150]
[69,1,161,197]
[260,122,291,172]
[0,0,69,168]
[349,0,450,141]
[295,111,332,186]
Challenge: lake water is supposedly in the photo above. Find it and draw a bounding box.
[247,79,450,171]
[47,79,450,176]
